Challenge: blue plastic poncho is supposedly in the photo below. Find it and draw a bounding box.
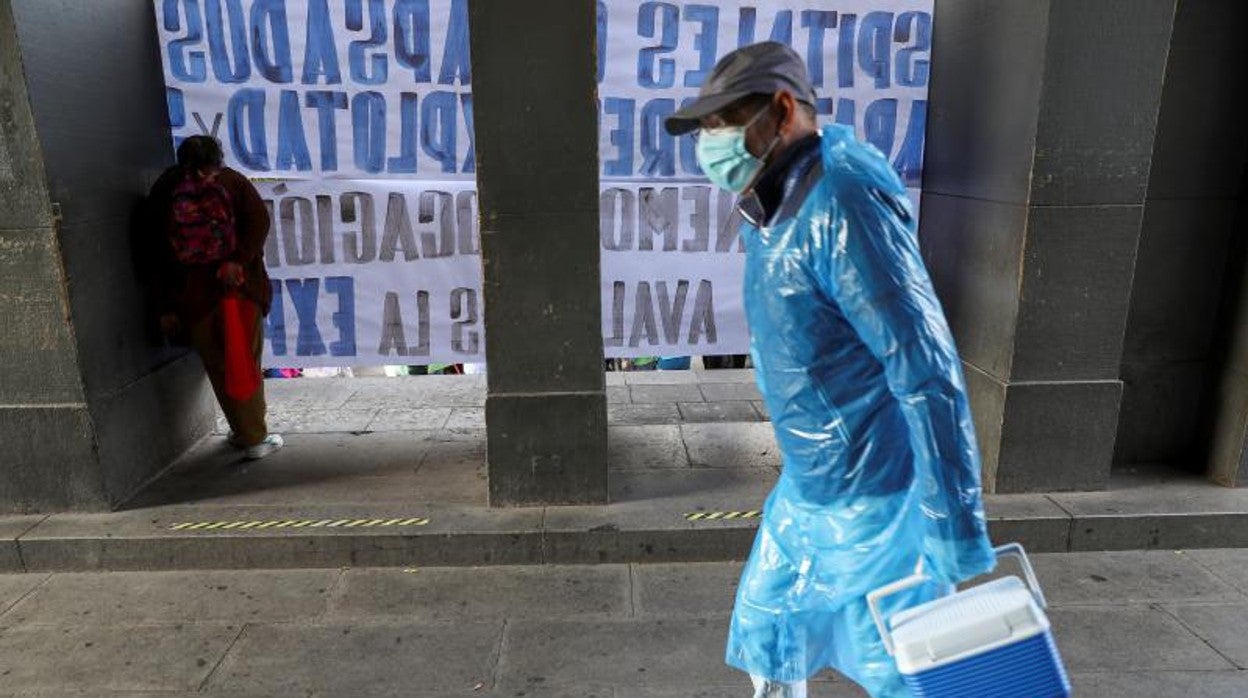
[726,125,996,694]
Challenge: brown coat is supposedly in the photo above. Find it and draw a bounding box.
[148,166,273,324]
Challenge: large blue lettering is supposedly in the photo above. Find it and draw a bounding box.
[394,0,433,83]
[439,0,471,85]
[892,100,926,186]
[251,0,292,83]
[325,276,357,357]
[737,9,792,47]
[858,12,894,89]
[303,0,342,85]
[286,279,326,356]
[265,281,287,356]
[801,11,837,88]
[838,13,856,88]
[640,99,676,177]
[163,0,207,83]
[864,98,898,158]
[204,0,250,83]
[683,5,718,88]
[352,91,386,173]
[388,93,420,173]
[167,87,186,133]
[603,98,635,177]
[637,2,678,89]
[347,0,388,85]
[305,91,348,171]
[835,97,855,127]
[896,12,932,88]
[276,90,312,171]
[228,88,270,170]
[596,1,608,83]
[421,91,458,173]
[460,93,475,173]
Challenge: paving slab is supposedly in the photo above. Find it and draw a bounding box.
[617,682,865,698]
[0,517,43,572]
[0,569,339,627]
[1070,671,1248,698]
[205,620,502,695]
[1028,550,1242,606]
[267,408,378,434]
[409,457,487,506]
[496,617,739,692]
[609,403,683,426]
[17,502,544,572]
[678,402,761,423]
[256,380,355,410]
[365,407,452,431]
[1187,548,1248,594]
[542,476,762,563]
[417,433,487,470]
[630,384,705,404]
[624,371,700,385]
[1048,605,1234,673]
[606,386,631,404]
[682,423,781,469]
[982,494,1072,553]
[610,469,776,509]
[0,573,48,616]
[1051,471,1248,551]
[1163,604,1248,668]
[608,426,689,470]
[698,383,762,402]
[328,565,629,622]
[632,562,743,617]
[0,622,241,693]
[695,369,756,383]
[444,407,486,430]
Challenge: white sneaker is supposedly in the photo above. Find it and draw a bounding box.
[244,434,284,460]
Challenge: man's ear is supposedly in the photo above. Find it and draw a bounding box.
[773,90,797,134]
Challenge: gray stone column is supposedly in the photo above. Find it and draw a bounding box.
[0,0,213,513]
[921,0,1177,492]
[468,0,608,505]
[1116,0,1248,475]
[1207,212,1248,485]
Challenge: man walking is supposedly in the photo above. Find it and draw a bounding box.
[666,42,996,697]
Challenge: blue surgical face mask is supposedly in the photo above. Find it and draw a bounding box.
[695,105,781,194]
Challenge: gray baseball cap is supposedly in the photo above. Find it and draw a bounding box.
[664,41,817,136]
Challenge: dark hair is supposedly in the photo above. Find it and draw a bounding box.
[176,135,224,172]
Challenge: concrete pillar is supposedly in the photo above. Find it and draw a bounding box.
[468,1,608,505]
[1116,0,1248,473]
[1206,207,1248,485]
[0,0,213,512]
[921,0,1177,492]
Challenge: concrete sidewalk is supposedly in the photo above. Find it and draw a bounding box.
[4,372,1248,573]
[2,549,1248,695]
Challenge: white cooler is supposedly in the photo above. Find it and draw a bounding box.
[867,543,1072,697]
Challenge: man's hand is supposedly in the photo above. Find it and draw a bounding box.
[159,313,181,337]
[217,261,245,287]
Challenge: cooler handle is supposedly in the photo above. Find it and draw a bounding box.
[867,543,1047,656]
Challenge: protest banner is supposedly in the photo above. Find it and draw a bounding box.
[154,0,933,366]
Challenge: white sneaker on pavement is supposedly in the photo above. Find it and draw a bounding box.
[244,434,284,460]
